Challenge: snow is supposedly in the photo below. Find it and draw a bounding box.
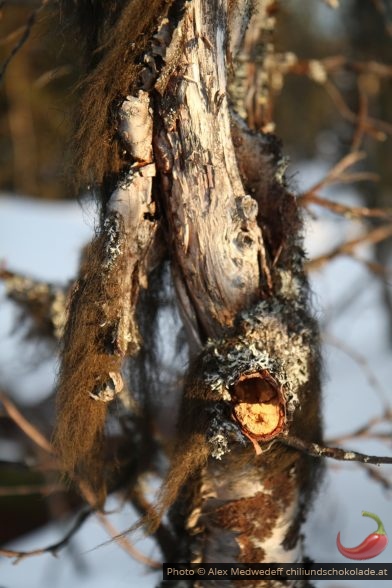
[0,179,391,587]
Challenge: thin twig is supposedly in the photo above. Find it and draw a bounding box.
[0,0,50,83]
[280,434,392,465]
[306,224,392,271]
[328,460,392,492]
[323,56,392,77]
[280,56,392,138]
[95,511,161,569]
[0,509,92,564]
[290,55,392,79]
[304,151,367,195]
[351,253,392,278]
[76,480,160,569]
[326,409,392,446]
[360,463,392,491]
[0,482,65,497]
[323,333,389,408]
[131,483,177,562]
[0,392,54,454]
[298,193,391,220]
[0,394,159,569]
[325,80,392,139]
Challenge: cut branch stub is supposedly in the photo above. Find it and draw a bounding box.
[231,371,286,446]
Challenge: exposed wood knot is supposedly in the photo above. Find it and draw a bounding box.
[231,371,286,451]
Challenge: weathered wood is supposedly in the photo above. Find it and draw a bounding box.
[155,0,270,341]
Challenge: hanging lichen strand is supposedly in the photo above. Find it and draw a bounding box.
[53,85,158,495]
[53,0,188,496]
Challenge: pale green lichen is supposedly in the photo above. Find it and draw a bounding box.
[277,269,302,300]
[4,273,68,340]
[208,432,229,460]
[50,289,68,339]
[201,292,319,459]
[102,213,123,270]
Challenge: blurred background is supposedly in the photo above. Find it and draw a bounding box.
[0,1,392,587]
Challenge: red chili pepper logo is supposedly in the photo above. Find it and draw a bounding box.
[336,511,388,560]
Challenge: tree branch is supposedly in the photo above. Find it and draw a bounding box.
[281,435,392,465]
[306,224,392,271]
[0,0,50,83]
[0,391,54,454]
[0,509,92,564]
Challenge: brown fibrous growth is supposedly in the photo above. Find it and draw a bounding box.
[231,371,285,442]
[61,0,175,195]
[52,229,128,497]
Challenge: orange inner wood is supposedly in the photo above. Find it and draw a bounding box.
[232,373,285,440]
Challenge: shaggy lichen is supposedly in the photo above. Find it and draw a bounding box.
[200,292,319,459]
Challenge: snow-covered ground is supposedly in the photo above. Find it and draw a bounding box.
[0,171,391,587]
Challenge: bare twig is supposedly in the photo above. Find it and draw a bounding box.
[326,57,392,77]
[328,460,392,492]
[130,483,177,562]
[76,480,161,569]
[0,392,54,454]
[0,391,159,569]
[0,509,92,564]
[0,482,65,497]
[306,224,392,271]
[282,56,392,139]
[289,55,392,80]
[326,409,392,446]
[280,434,392,465]
[95,511,161,569]
[360,463,392,491]
[325,80,392,139]
[351,253,392,278]
[298,193,391,220]
[0,0,50,83]
[304,151,370,195]
[323,333,389,408]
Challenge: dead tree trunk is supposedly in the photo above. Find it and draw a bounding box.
[53,1,323,586]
